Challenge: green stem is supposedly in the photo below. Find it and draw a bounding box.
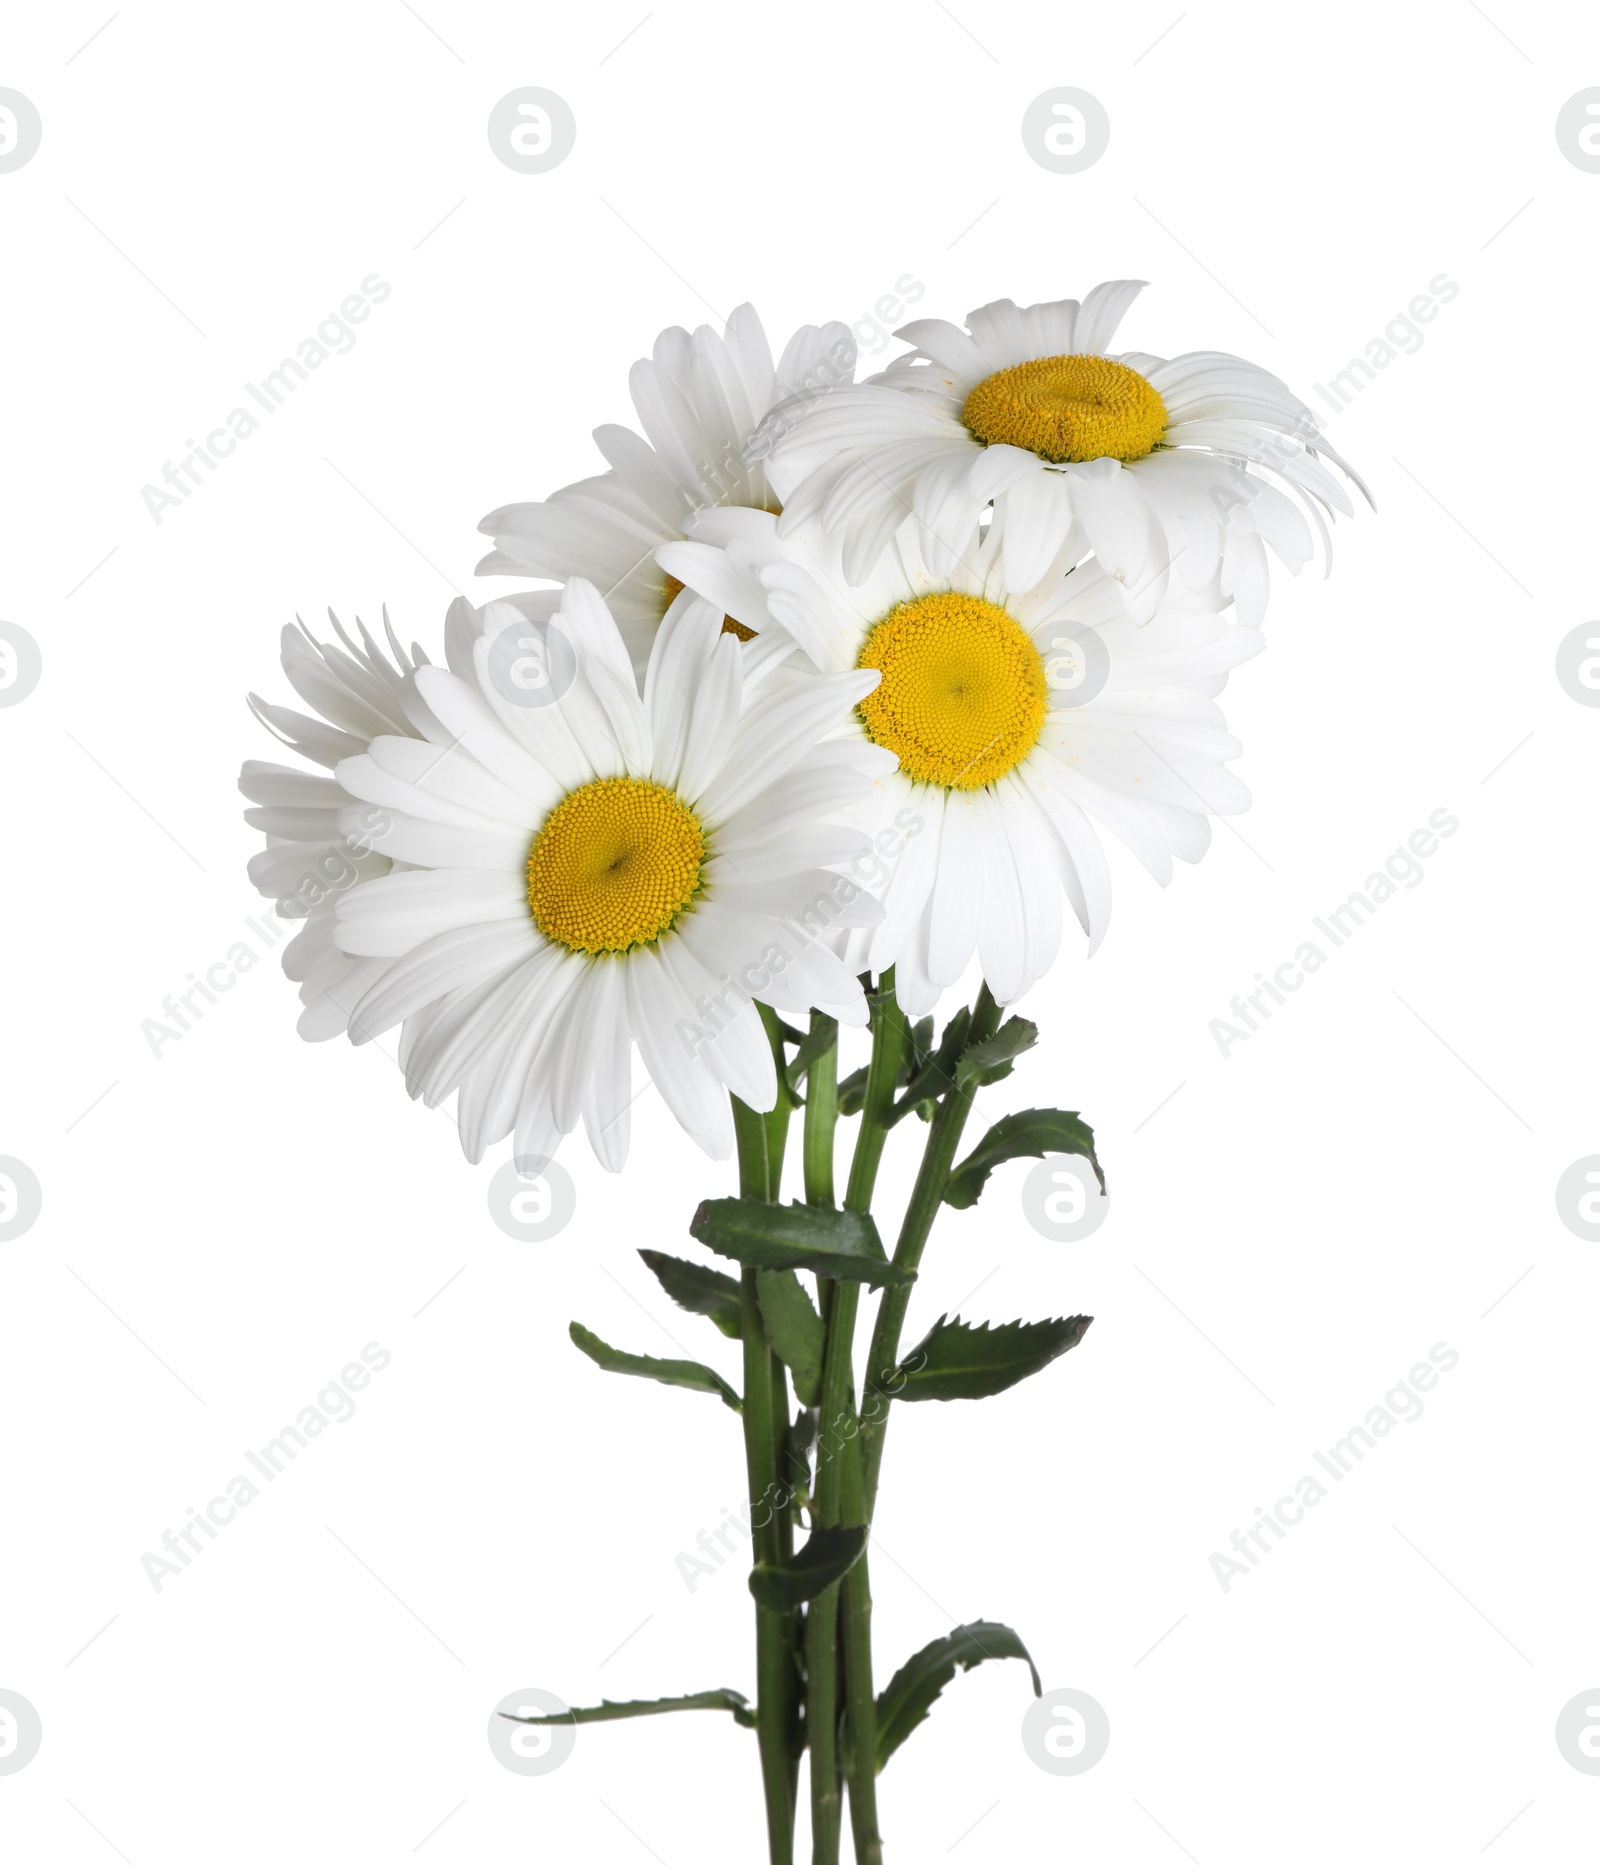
[859,984,1002,1516]
[843,981,1004,1862]
[801,1002,840,1635]
[806,1274,859,1865]
[751,1013,799,1494]
[844,971,906,1215]
[838,1431,879,1864]
[817,981,906,1862]
[734,1090,796,1865]
[803,1016,839,1208]
[798,1007,841,1831]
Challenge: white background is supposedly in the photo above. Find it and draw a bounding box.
[2,2,1597,1859]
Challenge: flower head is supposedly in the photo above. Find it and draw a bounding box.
[660,507,1259,1012]
[478,305,857,679]
[760,281,1367,625]
[244,583,886,1166]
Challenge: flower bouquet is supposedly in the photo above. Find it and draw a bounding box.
[240,282,1362,1861]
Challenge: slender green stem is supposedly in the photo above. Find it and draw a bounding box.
[859,984,1002,1515]
[741,1264,794,1863]
[803,1015,839,1208]
[798,1006,841,1830]
[734,1089,796,1865]
[837,1427,879,1864]
[755,1005,797,1199]
[771,1344,803,1798]
[806,1273,860,1865]
[815,982,908,1861]
[843,980,1003,1864]
[752,1012,798,1506]
[735,1085,777,1199]
[845,971,906,1215]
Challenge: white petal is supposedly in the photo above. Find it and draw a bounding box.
[348,921,539,1043]
[926,791,984,985]
[335,868,529,956]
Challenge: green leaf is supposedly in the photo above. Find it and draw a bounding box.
[954,1016,1037,1090]
[893,1314,1092,1402]
[876,1622,1041,1770]
[943,1108,1104,1209]
[784,1013,839,1096]
[690,1199,913,1288]
[893,1012,1038,1122]
[501,1688,754,1730]
[837,1064,870,1117]
[749,1525,868,1611]
[638,1249,743,1340]
[568,1322,741,1412]
[888,1005,971,1124]
[756,1270,825,1406]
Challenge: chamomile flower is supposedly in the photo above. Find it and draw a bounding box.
[659,509,1260,1012]
[244,581,886,1167]
[477,305,856,679]
[761,282,1367,625]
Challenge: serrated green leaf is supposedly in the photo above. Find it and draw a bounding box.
[888,1004,971,1125]
[569,1322,741,1412]
[689,1199,913,1288]
[756,1270,825,1406]
[749,1524,868,1611]
[876,1622,1040,1769]
[954,1016,1037,1090]
[638,1249,743,1340]
[943,1108,1104,1209]
[894,1313,1092,1402]
[501,1687,754,1730]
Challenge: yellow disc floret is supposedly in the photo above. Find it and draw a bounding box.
[961,353,1167,464]
[856,592,1048,790]
[526,777,706,954]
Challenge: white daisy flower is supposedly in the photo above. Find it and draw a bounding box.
[659,510,1261,1013]
[759,281,1368,627]
[477,305,857,679]
[245,581,887,1168]
[242,611,428,1040]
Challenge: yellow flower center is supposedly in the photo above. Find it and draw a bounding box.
[661,572,755,641]
[526,776,706,955]
[961,354,1167,464]
[856,592,1048,790]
